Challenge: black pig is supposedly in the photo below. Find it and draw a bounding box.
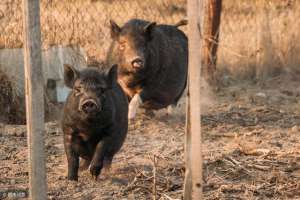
[62,64,128,181]
[106,19,188,119]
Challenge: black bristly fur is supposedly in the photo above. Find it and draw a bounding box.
[62,64,128,181]
[107,18,188,110]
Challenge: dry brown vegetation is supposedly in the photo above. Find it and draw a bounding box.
[2,75,300,199]
[0,70,24,124]
[1,0,300,199]
[1,0,299,79]
[218,0,300,79]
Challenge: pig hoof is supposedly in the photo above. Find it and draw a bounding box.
[89,165,102,180]
[103,159,112,172]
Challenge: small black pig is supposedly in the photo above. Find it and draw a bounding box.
[106,19,188,119]
[62,64,128,181]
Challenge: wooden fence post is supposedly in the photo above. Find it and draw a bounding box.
[183,88,192,200]
[184,0,203,199]
[22,0,47,199]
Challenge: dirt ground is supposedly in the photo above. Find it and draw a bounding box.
[1,74,300,200]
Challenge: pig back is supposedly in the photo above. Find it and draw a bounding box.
[141,25,188,109]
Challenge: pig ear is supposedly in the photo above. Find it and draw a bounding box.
[64,64,79,88]
[143,21,156,40]
[106,64,118,88]
[110,20,121,39]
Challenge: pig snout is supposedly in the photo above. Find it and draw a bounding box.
[79,99,99,114]
[131,57,144,69]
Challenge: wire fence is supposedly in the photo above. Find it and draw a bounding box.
[1,1,299,70]
[0,0,187,123]
[218,0,300,79]
[0,0,300,115]
[0,0,186,61]
[0,1,300,198]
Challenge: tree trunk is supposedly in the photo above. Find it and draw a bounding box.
[202,0,222,86]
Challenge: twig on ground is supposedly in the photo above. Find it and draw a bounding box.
[152,154,158,200]
[163,193,180,200]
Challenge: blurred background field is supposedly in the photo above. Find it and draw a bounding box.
[0,0,299,79]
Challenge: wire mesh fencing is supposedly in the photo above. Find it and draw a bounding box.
[0,0,187,123]
[0,0,186,61]
[218,0,300,79]
[1,0,299,73]
[1,0,300,123]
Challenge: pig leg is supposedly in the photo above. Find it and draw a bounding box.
[78,143,94,171]
[128,94,142,119]
[103,156,113,173]
[79,158,91,171]
[89,139,110,180]
[64,134,79,181]
[129,90,158,119]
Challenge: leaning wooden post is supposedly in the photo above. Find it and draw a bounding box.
[22,0,47,199]
[184,0,203,199]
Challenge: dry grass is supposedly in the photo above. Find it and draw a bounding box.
[1,0,299,80]
[0,0,186,57]
[0,70,24,124]
[218,0,300,79]
[1,1,300,199]
[1,75,300,199]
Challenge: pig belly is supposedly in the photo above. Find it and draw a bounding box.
[72,136,96,160]
[142,92,175,110]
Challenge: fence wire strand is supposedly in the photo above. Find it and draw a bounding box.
[0,0,299,75]
[0,0,186,60]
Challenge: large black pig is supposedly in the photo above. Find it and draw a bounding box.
[62,64,128,181]
[106,19,188,119]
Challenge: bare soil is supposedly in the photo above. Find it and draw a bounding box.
[1,74,300,199]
